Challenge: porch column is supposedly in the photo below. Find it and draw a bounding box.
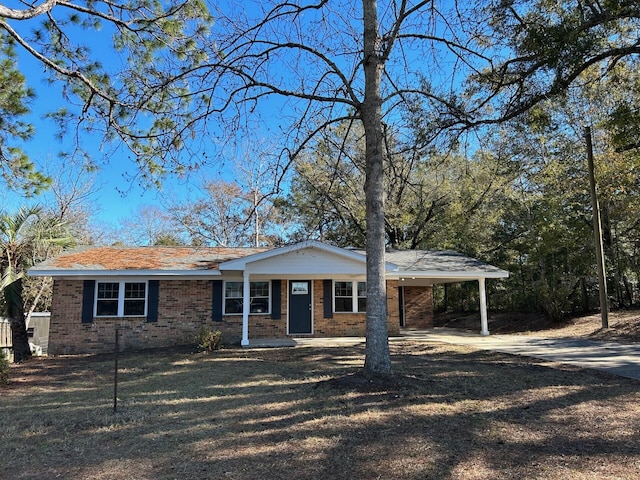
[479,277,489,336]
[241,271,250,346]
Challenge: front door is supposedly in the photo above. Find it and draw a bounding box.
[289,280,312,334]
[398,286,405,328]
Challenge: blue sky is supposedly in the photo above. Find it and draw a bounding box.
[1,5,246,229]
[3,7,296,232]
[5,47,240,229]
[3,46,168,226]
[2,0,475,235]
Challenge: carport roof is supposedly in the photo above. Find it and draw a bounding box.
[382,249,509,281]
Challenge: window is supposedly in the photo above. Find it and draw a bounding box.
[124,282,147,316]
[250,281,270,313]
[334,281,353,312]
[357,281,367,313]
[224,281,271,315]
[225,281,243,314]
[334,281,366,313]
[96,281,147,317]
[96,282,119,316]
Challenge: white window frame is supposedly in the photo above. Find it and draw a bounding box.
[333,280,367,313]
[223,280,271,315]
[94,280,148,318]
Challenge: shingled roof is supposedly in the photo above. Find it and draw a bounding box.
[30,246,268,273]
[384,250,507,276]
[29,242,508,281]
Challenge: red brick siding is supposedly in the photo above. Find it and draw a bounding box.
[403,285,434,329]
[50,279,220,354]
[387,280,401,335]
[48,278,425,354]
[310,279,400,337]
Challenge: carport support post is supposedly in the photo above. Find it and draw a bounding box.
[479,278,489,336]
[241,272,250,347]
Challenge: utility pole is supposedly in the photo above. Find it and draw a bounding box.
[253,189,259,247]
[585,126,609,329]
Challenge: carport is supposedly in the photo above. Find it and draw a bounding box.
[385,250,510,335]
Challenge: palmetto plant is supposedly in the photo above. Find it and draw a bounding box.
[0,206,73,362]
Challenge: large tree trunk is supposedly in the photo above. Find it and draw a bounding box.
[362,0,392,376]
[5,279,30,363]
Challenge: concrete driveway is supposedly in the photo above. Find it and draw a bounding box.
[249,329,640,381]
[402,328,640,381]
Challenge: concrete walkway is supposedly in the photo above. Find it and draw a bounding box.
[248,329,640,381]
[402,328,640,381]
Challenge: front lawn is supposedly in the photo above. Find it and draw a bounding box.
[2,341,639,479]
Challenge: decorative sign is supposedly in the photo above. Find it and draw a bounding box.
[291,282,309,295]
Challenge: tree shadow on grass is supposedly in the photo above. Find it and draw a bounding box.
[2,342,640,479]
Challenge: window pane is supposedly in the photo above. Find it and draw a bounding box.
[225,299,243,314]
[96,283,119,316]
[357,282,366,312]
[96,300,118,316]
[335,297,352,312]
[334,281,352,297]
[124,300,145,316]
[250,281,269,298]
[250,298,269,313]
[224,281,271,314]
[225,282,243,314]
[334,282,353,312]
[125,282,146,299]
[97,283,119,299]
[358,298,367,313]
[225,282,243,298]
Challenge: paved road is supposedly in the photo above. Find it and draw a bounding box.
[402,329,640,381]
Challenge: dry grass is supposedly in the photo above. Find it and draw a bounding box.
[2,336,640,480]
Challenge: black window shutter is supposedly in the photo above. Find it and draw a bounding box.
[147,280,160,323]
[271,280,281,320]
[323,279,333,319]
[212,280,223,321]
[81,280,95,324]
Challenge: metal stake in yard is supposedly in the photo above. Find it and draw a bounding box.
[113,327,119,414]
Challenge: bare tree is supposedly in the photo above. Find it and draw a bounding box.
[169,180,262,247]
[18,160,96,322]
[173,0,466,374]
[5,0,639,374]
[233,141,287,247]
[41,159,97,240]
[117,205,184,246]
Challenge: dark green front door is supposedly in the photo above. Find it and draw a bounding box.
[289,280,312,334]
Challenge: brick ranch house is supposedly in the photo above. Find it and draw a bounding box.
[29,240,508,354]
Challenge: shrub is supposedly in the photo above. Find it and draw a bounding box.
[196,329,223,352]
[0,350,9,385]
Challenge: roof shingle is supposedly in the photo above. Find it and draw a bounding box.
[33,246,268,271]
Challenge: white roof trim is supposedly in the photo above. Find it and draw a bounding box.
[388,270,509,280]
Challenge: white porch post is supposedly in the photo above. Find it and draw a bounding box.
[241,271,250,346]
[479,277,489,336]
